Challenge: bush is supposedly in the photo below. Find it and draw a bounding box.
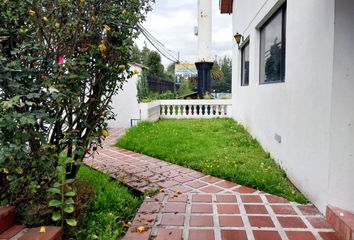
[0,0,153,223]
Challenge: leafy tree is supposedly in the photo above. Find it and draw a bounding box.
[131,44,142,64]
[0,0,153,219]
[265,40,282,81]
[211,61,224,82]
[137,70,149,102]
[141,41,152,65]
[166,62,176,81]
[177,78,193,97]
[212,56,232,93]
[145,51,165,81]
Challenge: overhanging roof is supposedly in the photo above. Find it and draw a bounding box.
[220,0,233,14]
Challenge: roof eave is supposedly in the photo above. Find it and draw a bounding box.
[220,0,233,14]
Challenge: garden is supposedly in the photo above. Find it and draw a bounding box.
[0,0,154,239]
[0,0,310,239]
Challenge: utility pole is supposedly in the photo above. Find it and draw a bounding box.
[195,0,213,98]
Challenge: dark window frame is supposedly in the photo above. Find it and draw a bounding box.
[259,3,287,84]
[241,40,250,86]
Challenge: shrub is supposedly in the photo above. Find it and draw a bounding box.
[0,0,153,221]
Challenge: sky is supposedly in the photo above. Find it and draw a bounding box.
[135,0,234,66]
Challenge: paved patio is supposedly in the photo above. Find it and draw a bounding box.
[84,129,338,240]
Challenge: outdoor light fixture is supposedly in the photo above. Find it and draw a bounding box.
[234,32,242,46]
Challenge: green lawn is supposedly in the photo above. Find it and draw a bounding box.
[117,118,307,203]
[71,166,143,240]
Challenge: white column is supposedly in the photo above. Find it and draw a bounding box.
[197,0,212,62]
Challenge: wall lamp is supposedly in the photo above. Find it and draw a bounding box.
[234,32,242,47]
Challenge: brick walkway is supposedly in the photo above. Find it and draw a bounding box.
[84,129,338,240]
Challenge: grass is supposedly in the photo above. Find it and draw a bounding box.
[70,166,143,240]
[117,118,308,203]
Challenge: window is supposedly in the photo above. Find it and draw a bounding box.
[241,41,250,86]
[260,4,286,84]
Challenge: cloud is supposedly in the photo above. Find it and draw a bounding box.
[135,0,233,67]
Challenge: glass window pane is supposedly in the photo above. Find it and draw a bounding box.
[241,42,250,86]
[260,7,285,83]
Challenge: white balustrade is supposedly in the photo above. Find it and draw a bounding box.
[140,99,232,122]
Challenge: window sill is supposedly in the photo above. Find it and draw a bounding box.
[259,80,285,85]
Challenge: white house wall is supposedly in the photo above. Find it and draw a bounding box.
[231,0,337,213]
[107,65,141,128]
[328,0,354,213]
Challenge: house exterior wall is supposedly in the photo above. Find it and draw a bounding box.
[107,65,141,128]
[230,0,345,213]
[328,0,354,213]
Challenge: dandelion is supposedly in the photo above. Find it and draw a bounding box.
[98,42,107,52]
[103,24,111,31]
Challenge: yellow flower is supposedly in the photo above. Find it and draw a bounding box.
[98,43,107,52]
[119,64,126,71]
[39,226,46,233]
[42,16,48,22]
[55,22,60,28]
[103,24,111,31]
[133,69,139,75]
[101,130,109,138]
[28,9,36,16]
[3,168,9,174]
[137,226,145,233]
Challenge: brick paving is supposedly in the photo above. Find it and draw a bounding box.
[84,129,338,240]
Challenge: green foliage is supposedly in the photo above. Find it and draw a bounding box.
[72,166,143,240]
[117,119,308,203]
[211,61,224,82]
[48,152,77,227]
[0,0,153,218]
[137,70,149,102]
[177,78,193,97]
[212,56,232,93]
[145,51,165,81]
[139,91,176,103]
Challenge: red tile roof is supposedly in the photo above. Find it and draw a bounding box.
[220,0,233,14]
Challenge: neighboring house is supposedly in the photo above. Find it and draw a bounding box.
[220,0,354,215]
[107,64,142,128]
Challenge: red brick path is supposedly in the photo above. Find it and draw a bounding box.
[84,129,338,240]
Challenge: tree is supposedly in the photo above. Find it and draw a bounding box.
[211,60,224,82]
[145,51,165,81]
[177,78,193,97]
[137,70,149,102]
[166,62,176,81]
[131,44,142,64]
[212,56,232,92]
[0,0,153,214]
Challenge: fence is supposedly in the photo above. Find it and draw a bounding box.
[140,99,232,122]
